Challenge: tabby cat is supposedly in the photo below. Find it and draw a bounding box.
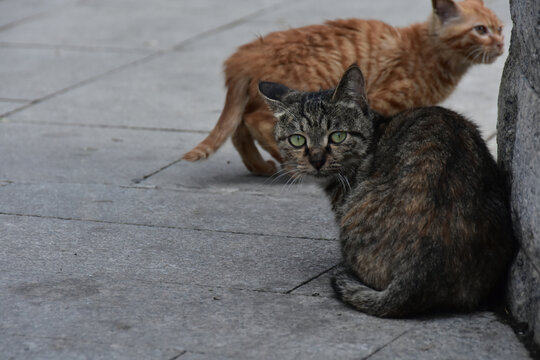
[183,0,504,177]
[258,64,513,317]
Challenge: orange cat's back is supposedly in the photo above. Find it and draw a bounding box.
[225,19,398,109]
[183,0,504,176]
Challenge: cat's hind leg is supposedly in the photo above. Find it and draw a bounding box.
[232,121,277,176]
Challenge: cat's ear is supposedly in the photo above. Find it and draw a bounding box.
[258,81,291,115]
[432,0,460,23]
[331,64,369,114]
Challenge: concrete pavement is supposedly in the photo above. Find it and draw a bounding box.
[0,0,532,359]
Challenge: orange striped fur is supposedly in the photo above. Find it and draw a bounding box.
[183,0,504,176]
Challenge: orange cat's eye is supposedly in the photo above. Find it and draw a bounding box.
[474,25,488,35]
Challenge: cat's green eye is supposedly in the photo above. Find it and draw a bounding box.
[330,132,347,144]
[289,134,306,148]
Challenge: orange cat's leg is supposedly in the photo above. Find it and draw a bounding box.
[231,121,277,176]
[243,110,282,163]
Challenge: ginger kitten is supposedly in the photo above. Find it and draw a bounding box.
[184,0,504,176]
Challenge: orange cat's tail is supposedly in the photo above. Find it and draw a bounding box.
[182,77,250,162]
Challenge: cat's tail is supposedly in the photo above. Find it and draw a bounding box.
[182,77,250,161]
[331,270,426,318]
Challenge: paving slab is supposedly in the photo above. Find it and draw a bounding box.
[0,122,185,184]
[0,0,72,29]
[0,214,338,294]
[0,0,285,51]
[5,48,229,130]
[0,182,338,240]
[368,314,531,360]
[1,279,413,360]
[0,46,146,100]
[4,22,280,130]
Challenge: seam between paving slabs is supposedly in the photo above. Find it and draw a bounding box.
[0,0,296,120]
[0,0,83,33]
[0,41,154,54]
[0,11,51,33]
[0,178,325,200]
[167,351,187,360]
[0,51,165,119]
[132,277,337,298]
[361,328,412,360]
[0,211,337,242]
[286,265,338,294]
[1,119,211,134]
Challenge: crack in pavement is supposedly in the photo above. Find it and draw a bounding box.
[0,211,337,242]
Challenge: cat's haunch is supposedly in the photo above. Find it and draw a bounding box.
[183,0,504,176]
[259,64,513,317]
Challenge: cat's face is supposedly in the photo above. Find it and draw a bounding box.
[433,0,504,64]
[259,66,374,180]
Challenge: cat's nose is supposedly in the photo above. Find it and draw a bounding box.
[309,150,326,170]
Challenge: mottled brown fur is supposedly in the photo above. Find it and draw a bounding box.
[259,65,513,317]
[183,0,504,176]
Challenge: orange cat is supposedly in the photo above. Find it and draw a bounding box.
[183,0,504,176]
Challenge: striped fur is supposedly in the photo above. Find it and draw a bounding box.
[259,65,513,317]
[183,0,504,176]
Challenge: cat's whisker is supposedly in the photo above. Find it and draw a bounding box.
[281,171,300,193]
[265,167,292,185]
[337,174,347,194]
[288,173,303,192]
[342,172,352,193]
[284,173,304,193]
[271,168,298,186]
[466,47,485,63]
[265,162,300,186]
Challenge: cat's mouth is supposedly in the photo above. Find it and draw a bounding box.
[467,45,503,64]
[304,167,337,179]
[479,46,504,64]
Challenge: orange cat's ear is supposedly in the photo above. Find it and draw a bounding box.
[432,0,460,23]
[259,81,291,114]
[331,64,369,114]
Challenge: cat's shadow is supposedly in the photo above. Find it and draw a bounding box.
[175,158,319,194]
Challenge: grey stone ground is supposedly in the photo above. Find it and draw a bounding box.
[0,0,532,359]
